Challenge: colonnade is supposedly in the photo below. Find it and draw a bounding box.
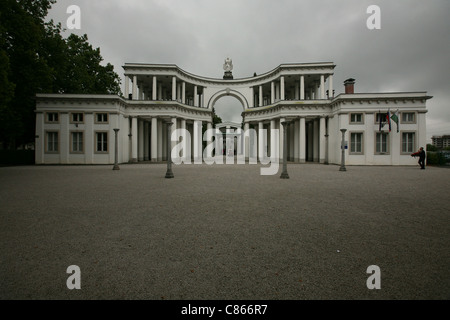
[252,74,334,108]
[129,116,212,163]
[245,116,328,163]
[123,75,206,108]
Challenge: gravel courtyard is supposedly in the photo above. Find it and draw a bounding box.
[0,163,449,300]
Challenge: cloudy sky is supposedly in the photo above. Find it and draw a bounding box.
[47,0,449,141]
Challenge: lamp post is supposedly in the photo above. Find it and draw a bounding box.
[280,121,290,179]
[113,128,120,170]
[165,121,174,178]
[339,128,347,172]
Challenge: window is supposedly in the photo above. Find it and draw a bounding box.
[71,113,84,123]
[376,132,389,154]
[350,113,363,124]
[46,112,59,123]
[71,132,84,153]
[350,132,363,154]
[96,132,108,152]
[401,112,415,123]
[375,112,387,123]
[46,131,58,152]
[95,113,108,123]
[402,132,415,153]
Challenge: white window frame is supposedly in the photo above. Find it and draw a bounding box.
[350,113,364,124]
[95,113,109,124]
[45,112,59,123]
[95,131,108,153]
[350,132,364,154]
[70,131,84,154]
[401,131,416,154]
[71,113,84,124]
[401,112,416,124]
[45,131,59,153]
[375,132,389,154]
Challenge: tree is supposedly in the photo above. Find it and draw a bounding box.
[0,0,121,150]
[426,144,438,152]
[212,107,222,126]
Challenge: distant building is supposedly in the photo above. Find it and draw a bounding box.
[35,60,432,166]
[431,135,450,149]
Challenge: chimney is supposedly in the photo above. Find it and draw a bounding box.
[344,78,355,94]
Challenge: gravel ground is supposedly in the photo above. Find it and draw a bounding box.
[0,162,449,300]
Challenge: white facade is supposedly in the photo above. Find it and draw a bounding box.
[35,61,431,166]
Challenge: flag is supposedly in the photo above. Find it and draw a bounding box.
[378,111,385,132]
[390,109,399,133]
[387,109,391,132]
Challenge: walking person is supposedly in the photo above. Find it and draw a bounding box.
[411,147,426,169]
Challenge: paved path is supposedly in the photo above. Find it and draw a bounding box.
[0,163,449,299]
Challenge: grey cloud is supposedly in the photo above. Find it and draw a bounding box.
[47,0,450,139]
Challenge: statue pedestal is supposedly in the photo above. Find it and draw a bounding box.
[223,71,233,80]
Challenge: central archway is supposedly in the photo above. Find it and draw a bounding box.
[213,95,244,124]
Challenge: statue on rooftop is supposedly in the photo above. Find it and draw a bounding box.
[223,57,233,72]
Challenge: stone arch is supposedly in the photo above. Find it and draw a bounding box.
[207,88,249,111]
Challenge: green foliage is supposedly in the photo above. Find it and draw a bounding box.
[212,107,222,126]
[0,0,121,149]
[426,151,446,166]
[426,144,438,152]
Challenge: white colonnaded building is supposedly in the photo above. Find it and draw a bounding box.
[35,59,431,166]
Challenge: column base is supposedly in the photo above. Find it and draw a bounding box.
[131,158,138,163]
[280,171,290,179]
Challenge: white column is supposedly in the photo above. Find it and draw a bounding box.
[294,119,299,162]
[313,118,319,162]
[280,76,285,100]
[279,118,285,161]
[144,121,149,160]
[172,77,177,101]
[320,75,325,99]
[271,81,275,104]
[151,117,157,161]
[152,76,157,100]
[131,117,138,162]
[300,75,305,100]
[157,119,163,161]
[181,119,187,161]
[259,86,263,107]
[299,117,306,163]
[244,122,250,160]
[307,121,313,161]
[193,120,202,163]
[319,117,326,163]
[258,122,264,160]
[124,75,129,98]
[171,117,177,154]
[270,119,276,159]
[132,75,137,100]
[194,86,198,107]
[328,74,333,99]
[289,121,294,161]
[138,119,144,161]
[314,82,319,100]
[139,85,144,100]
[206,122,212,141]
[182,82,186,104]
